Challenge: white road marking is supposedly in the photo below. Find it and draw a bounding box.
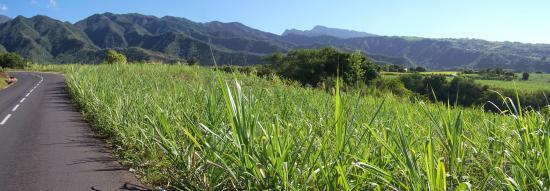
[0,74,44,126]
[0,114,12,125]
[12,104,20,112]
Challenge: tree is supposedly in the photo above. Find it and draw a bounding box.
[265,47,380,86]
[399,74,425,92]
[384,64,406,72]
[415,66,427,72]
[448,77,486,106]
[345,51,365,85]
[188,57,199,66]
[105,49,127,64]
[424,75,448,101]
[263,53,284,66]
[522,72,529,80]
[0,52,28,69]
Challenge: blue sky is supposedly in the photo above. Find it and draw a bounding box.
[0,0,549,44]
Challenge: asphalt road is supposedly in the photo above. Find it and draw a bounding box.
[0,72,148,191]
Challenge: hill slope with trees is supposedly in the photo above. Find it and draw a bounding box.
[0,13,549,72]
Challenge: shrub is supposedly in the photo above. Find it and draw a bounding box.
[265,47,380,86]
[370,78,411,96]
[414,66,427,72]
[105,50,127,64]
[448,77,487,106]
[0,52,29,69]
[188,57,199,66]
[399,74,425,93]
[522,72,529,80]
[423,75,449,100]
[383,64,407,72]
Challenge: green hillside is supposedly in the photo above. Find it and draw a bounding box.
[283,34,550,72]
[0,13,550,71]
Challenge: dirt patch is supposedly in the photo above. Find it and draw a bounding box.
[0,72,17,89]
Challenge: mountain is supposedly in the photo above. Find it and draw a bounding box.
[282,34,550,72]
[0,15,9,23]
[0,13,548,72]
[283,25,378,39]
[0,15,101,63]
[72,13,293,65]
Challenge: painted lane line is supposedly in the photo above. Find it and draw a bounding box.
[25,93,30,97]
[20,98,26,103]
[12,104,20,112]
[0,114,12,125]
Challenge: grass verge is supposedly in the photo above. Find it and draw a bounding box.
[0,72,10,90]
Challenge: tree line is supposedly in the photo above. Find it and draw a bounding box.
[262,47,380,87]
[0,52,29,69]
[2,48,547,111]
[398,74,549,110]
[0,49,128,69]
[220,47,548,111]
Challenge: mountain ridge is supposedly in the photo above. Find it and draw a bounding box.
[283,25,378,39]
[0,15,10,23]
[0,13,548,72]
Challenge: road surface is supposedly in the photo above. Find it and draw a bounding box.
[0,72,148,191]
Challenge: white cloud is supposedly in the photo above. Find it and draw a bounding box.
[29,0,38,5]
[0,4,7,13]
[47,0,56,8]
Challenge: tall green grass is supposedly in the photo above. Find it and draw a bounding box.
[38,64,548,190]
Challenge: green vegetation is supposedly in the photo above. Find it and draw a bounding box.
[225,56,548,109]
[0,71,8,89]
[33,63,549,190]
[476,73,550,92]
[3,13,550,72]
[381,64,426,73]
[465,69,517,81]
[419,71,460,76]
[105,50,127,65]
[0,52,29,69]
[382,70,550,92]
[398,73,549,109]
[263,48,380,86]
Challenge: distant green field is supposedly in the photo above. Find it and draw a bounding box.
[381,71,550,92]
[476,73,550,92]
[418,71,459,75]
[382,71,459,76]
[380,71,459,79]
